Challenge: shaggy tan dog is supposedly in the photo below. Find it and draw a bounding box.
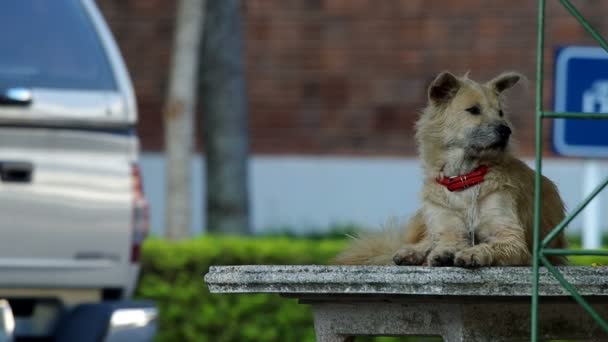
[336,71,567,267]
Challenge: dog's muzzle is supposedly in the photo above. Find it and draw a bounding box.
[496,125,512,140]
[493,124,511,148]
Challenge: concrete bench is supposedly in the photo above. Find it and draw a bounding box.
[204,265,608,341]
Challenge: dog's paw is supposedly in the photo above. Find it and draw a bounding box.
[393,246,427,266]
[454,247,492,268]
[427,249,456,267]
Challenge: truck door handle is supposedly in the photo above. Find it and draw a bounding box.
[0,161,33,183]
[0,88,33,106]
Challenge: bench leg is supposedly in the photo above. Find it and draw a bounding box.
[306,299,608,341]
[311,302,460,341]
[313,309,355,342]
[441,332,464,342]
[314,331,355,342]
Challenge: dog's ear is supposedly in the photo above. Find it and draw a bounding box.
[488,72,522,93]
[428,72,460,104]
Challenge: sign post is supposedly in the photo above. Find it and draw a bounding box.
[553,46,608,249]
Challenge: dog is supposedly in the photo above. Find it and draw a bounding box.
[335,71,567,267]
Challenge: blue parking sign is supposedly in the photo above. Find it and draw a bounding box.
[553,46,608,157]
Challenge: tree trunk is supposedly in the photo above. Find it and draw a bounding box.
[164,0,205,239]
[200,0,250,234]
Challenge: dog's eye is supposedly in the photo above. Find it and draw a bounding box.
[465,106,481,115]
[499,109,504,117]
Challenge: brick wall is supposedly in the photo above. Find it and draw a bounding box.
[97,0,608,156]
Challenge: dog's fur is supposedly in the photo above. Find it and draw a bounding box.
[335,71,567,267]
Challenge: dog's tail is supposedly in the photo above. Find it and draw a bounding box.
[334,214,424,265]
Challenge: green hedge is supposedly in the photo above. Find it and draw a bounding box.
[136,237,348,342]
[136,236,605,342]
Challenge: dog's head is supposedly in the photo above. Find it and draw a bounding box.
[416,71,522,170]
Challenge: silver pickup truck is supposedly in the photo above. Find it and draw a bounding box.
[0,1,156,341]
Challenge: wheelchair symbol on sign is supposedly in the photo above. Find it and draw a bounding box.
[583,81,608,113]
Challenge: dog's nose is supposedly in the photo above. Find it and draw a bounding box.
[496,125,512,138]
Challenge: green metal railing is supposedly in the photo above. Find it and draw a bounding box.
[532,0,608,340]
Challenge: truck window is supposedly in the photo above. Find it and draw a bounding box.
[0,0,117,90]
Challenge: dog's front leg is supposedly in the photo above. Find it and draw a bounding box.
[424,204,470,266]
[454,192,531,267]
[454,228,530,267]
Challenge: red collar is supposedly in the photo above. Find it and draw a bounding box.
[436,165,489,192]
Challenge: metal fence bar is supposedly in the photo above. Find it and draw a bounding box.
[541,174,608,247]
[531,0,546,340]
[543,249,608,256]
[559,0,608,53]
[540,255,608,333]
[544,111,608,119]
[533,0,608,340]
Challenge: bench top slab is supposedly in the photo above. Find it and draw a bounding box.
[204,265,608,297]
